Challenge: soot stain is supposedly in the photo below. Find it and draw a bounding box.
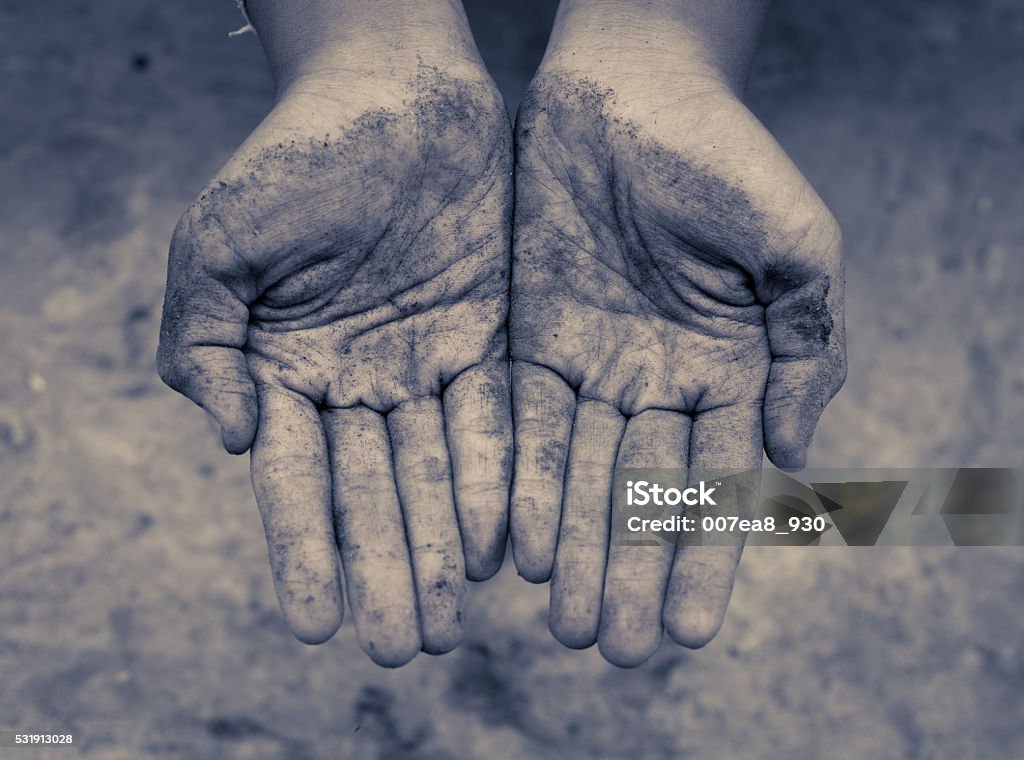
[538,439,567,476]
[773,274,833,346]
[189,66,508,329]
[515,72,771,323]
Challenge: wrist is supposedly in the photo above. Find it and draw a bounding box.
[540,0,770,95]
[246,0,487,95]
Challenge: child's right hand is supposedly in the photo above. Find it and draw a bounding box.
[157,56,513,666]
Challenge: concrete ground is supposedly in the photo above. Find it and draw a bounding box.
[0,0,1021,758]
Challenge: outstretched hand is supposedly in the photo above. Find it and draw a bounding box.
[158,65,513,665]
[510,64,845,665]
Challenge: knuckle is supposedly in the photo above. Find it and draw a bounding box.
[798,197,841,249]
[172,195,252,278]
[170,206,196,248]
[168,203,210,265]
[774,197,843,278]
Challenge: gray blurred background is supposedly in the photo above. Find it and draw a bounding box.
[1,0,1022,758]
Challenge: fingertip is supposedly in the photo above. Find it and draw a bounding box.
[513,553,553,584]
[663,570,734,649]
[418,601,466,655]
[214,389,259,454]
[348,594,423,668]
[465,548,505,582]
[509,505,560,583]
[663,545,741,652]
[274,573,345,647]
[766,443,807,472]
[763,405,812,471]
[221,419,257,455]
[363,635,422,668]
[510,519,555,582]
[421,625,464,656]
[762,353,844,472]
[597,629,662,668]
[549,573,601,651]
[288,608,344,646]
[158,336,257,454]
[195,383,257,454]
[274,570,345,647]
[663,610,724,650]
[461,517,508,581]
[548,614,598,650]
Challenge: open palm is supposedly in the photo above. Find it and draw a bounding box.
[510,72,846,666]
[158,70,513,665]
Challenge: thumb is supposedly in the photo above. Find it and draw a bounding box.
[157,209,258,455]
[762,265,847,470]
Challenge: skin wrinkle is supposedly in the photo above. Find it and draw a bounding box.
[631,202,763,318]
[242,88,496,324]
[232,82,507,413]
[628,218,751,331]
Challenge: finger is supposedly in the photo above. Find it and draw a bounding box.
[763,263,846,469]
[664,402,761,648]
[549,400,626,649]
[443,362,513,581]
[510,362,576,582]
[388,397,466,655]
[598,410,690,667]
[250,383,343,645]
[157,210,258,454]
[324,406,420,667]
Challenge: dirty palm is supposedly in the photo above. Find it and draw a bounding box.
[509,75,845,666]
[157,72,845,667]
[158,74,514,666]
